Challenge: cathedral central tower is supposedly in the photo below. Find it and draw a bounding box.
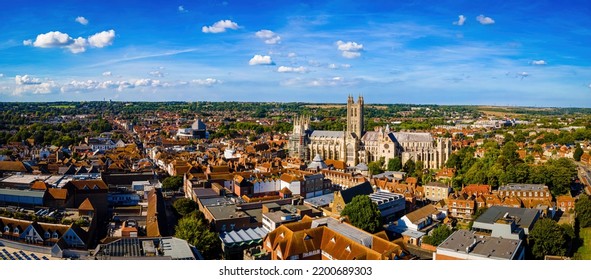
[346,95,364,138]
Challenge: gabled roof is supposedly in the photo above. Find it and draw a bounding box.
[78,198,95,211]
[404,204,439,224]
[0,161,28,172]
[31,181,48,191]
[47,188,68,200]
[67,179,108,190]
[338,181,373,204]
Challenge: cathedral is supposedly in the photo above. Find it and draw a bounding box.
[288,95,452,170]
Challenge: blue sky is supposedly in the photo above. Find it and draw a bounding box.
[1,0,590,107]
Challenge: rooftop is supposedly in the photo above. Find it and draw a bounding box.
[438,229,522,260]
[311,217,373,248]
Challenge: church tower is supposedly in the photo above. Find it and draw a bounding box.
[346,95,364,137]
[288,115,310,160]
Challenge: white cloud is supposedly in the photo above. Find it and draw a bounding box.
[516,72,529,80]
[191,78,222,86]
[336,40,363,58]
[14,75,58,95]
[67,37,87,54]
[453,15,466,26]
[24,29,115,53]
[255,30,281,44]
[249,54,274,65]
[0,73,4,78]
[281,76,360,87]
[476,15,495,25]
[88,30,115,48]
[202,20,239,33]
[288,52,297,58]
[149,70,165,77]
[31,31,72,48]
[178,6,187,12]
[328,63,351,69]
[75,16,89,25]
[277,66,308,73]
[102,71,112,76]
[15,75,42,85]
[531,60,547,65]
[342,51,361,58]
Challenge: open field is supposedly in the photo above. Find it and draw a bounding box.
[575,227,591,260]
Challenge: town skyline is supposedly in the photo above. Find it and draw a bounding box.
[1,0,590,107]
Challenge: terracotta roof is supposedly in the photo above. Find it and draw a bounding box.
[67,179,108,190]
[78,198,95,211]
[0,161,27,172]
[31,181,48,191]
[404,204,438,224]
[47,188,68,200]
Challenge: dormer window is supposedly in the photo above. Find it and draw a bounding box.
[52,232,58,239]
[83,186,90,190]
[13,227,19,234]
[4,226,9,233]
[330,237,336,243]
[44,231,50,239]
[93,185,99,190]
[345,245,351,252]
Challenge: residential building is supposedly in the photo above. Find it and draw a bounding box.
[424,181,451,202]
[471,206,540,239]
[263,216,409,260]
[434,229,524,260]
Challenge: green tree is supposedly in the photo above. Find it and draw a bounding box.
[368,161,384,175]
[341,195,382,233]
[528,218,569,259]
[403,159,415,175]
[387,157,402,171]
[162,175,184,192]
[574,146,584,161]
[175,214,221,259]
[575,194,591,228]
[173,198,198,217]
[422,225,453,246]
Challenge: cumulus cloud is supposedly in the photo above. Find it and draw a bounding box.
[249,54,274,65]
[191,78,222,86]
[476,14,495,25]
[453,15,466,26]
[202,20,239,33]
[31,31,72,48]
[178,6,187,12]
[67,37,88,54]
[88,30,115,48]
[531,60,547,65]
[14,75,58,95]
[255,30,281,44]
[277,66,308,73]
[149,70,165,77]
[336,40,363,58]
[24,29,115,53]
[102,71,112,76]
[15,75,42,85]
[75,16,89,25]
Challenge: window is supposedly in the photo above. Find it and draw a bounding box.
[52,232,58,239]
[14,228,19,234]
[3,226,8,233]
[44,231,50,239]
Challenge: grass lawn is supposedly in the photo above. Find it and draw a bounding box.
[575,227,591,260]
